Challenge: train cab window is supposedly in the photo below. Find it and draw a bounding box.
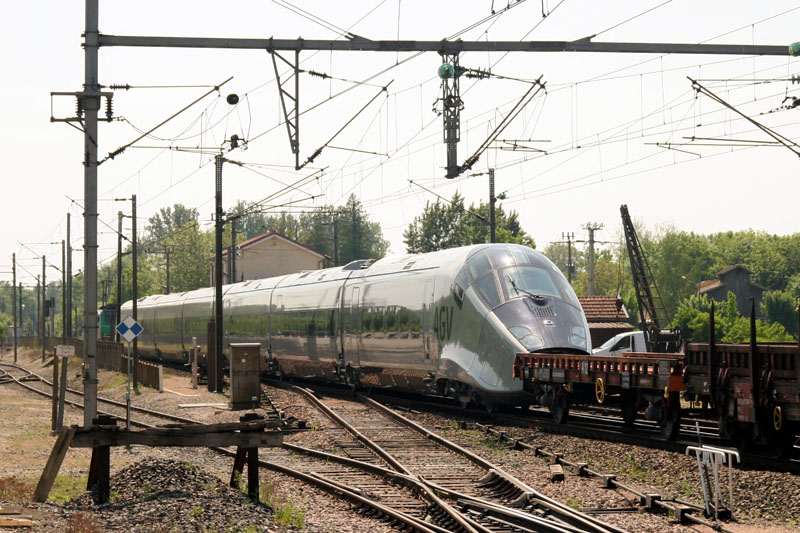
[485,247,515,269]
[467,252,493,281]
[474,274,502,309]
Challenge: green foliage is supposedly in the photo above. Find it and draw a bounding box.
[672,292,794,343]
[403,192,534,253]
[259,480,305,528]
[761,290,799,338]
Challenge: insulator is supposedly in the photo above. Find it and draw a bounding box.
[105,96,114,121]
[109,84,131,90]
[76,97,84,118]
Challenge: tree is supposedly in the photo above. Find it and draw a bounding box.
[671,292,794,343]
[761,290,798,338]
[299,195,390,265]
[146,204,199,241]
[403,192,534,253]
[228,200,302,241]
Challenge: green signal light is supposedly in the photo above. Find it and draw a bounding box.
[438,63,455,80]
[790,42,800,57]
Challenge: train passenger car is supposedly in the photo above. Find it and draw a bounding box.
[122,243,591,407]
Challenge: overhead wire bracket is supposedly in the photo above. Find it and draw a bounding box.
[269,48,301,169]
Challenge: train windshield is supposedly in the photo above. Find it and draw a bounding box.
[464,246,580,310]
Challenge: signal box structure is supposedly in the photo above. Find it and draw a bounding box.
[230,343,262,410]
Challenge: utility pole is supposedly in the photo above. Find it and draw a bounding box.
[165,247,171,293]
[66,213,72,339]
[332,218,339,267]
[231,218,237,284]
[213,154,224,393]
[41,256,46,362]
[82,0,100,427]
[116,211,123,342]
[556,232,576,283]
[582,223,603,296]
[61,241,66,342]
[18,284,23,338]
[35,277,40,337]
[489,168,496,243]
[11,253,16,362]
[131,194,138,390]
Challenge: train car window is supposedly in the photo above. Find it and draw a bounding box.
[474,273,502,309]
[467,252,493,281]
[452,269,469,307]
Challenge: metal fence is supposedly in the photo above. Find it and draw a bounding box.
[18,336,162,391]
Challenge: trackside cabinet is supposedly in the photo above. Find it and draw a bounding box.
[230,343,262,410]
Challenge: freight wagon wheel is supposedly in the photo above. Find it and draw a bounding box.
[620,392,638,426]
[766,405,795,458]
[594,379,605,405]
[550,387,569,424]
[659,391,681,441]
[718,416,734,441]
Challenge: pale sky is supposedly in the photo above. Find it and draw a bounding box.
[2,1,799,286]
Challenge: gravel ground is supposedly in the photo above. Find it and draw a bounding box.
[1,348,796,532]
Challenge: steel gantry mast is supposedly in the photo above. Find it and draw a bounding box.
[67,1,792,428]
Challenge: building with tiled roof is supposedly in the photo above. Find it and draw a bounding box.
[208,231,328,285]
[578,295,634,347]
[698,265,767,318]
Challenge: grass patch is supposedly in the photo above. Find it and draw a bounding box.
[0,476,29,502]
[49,474,87,504]
[679,481,693,498]
[259,479,305,528]
[618,455,648,481]
[100,373,127,391]
[565,496,584,510]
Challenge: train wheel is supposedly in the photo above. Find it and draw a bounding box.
[659,392,681,441]
[767,405,795,458]
[550,387,569,424]
[620,392,637,426]
[594,379,605,405]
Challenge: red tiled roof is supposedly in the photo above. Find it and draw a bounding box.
[578,295,629,321]
[587,321,635,330]
[699,279,723,293]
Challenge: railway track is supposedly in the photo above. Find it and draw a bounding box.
[276,381,628,533]
[1,361,624,532]
[348,386,800,474]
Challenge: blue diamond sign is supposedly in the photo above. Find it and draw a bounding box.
[116,315,143,343]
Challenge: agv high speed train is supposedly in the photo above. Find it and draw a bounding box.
[122,243,591,407]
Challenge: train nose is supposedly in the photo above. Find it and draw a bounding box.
[493,298,589,353]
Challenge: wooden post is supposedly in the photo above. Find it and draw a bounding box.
[86,415,116,504]
[33,426,76,502]
[51,352,59,432]
[192,336,198,389]
[230,413,262,501]
[57,354,68,432]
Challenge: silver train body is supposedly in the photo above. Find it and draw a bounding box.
[121,243,591,406]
